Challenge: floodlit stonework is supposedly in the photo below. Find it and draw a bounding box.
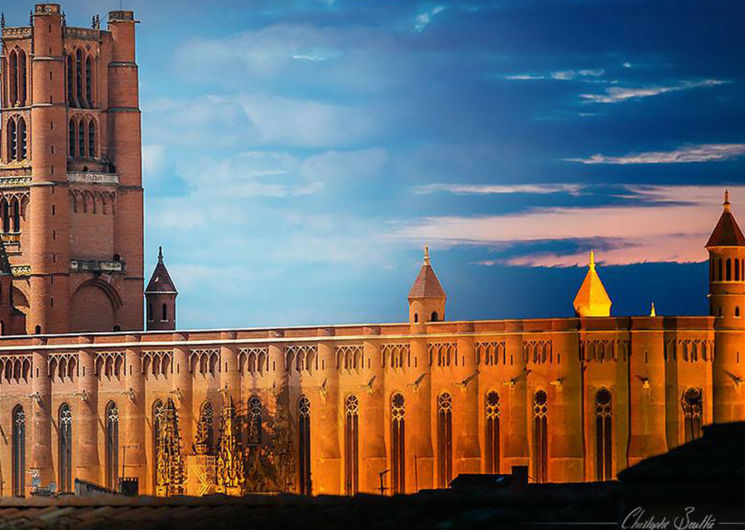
[0,3,743,499]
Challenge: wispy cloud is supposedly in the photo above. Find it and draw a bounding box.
[414,183,583,195]
[505,69,605,81]
[566,143,745,164]
[580,79,727,103]
[415,5,445,32]
[392,185,745,267]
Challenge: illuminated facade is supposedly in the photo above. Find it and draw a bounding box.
[0,3,742,498]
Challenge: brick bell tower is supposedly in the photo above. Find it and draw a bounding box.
[145,247,177,331]
[0,4,144,333]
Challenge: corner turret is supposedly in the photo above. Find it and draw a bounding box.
[408,245,446,327]
[145,247,177,331]
[573,250,612,317]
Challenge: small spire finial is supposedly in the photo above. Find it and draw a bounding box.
[724,189,731,212]
[424,244,431,266]
[650,302,656,317]
[589,250,595,269]
[158,246,163,263]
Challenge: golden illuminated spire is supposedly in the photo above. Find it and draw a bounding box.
[650,302,656,317]
[572,250,612,317]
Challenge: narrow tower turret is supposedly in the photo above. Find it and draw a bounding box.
[573,250,612,317]
[145,247,177,331]
[706,190,745,325]
[408,245,446,328]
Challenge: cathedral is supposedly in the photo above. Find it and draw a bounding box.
[0,3,741,498]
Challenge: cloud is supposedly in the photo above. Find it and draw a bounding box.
[580,79,727,103]
[566,144,745,164]
[142,144,167,180]
[414,183,583,195]
[504,69,605,81]
[391,185,745,267]
[415,5,445,32]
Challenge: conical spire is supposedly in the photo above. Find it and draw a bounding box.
[408,245,446,300]
[706,190,745,247]
[650,302,656,317]
[573,250,612,317]
[145,246,178,294]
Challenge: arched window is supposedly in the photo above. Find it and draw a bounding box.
[85,56,93,107]
[58,403,73,492]
[152,399,164,489]
[595,389,612,481]
[413,313,418,323]
[298,396,312,495]
[88,120,96,158]
[682,388,703,443]
[66,54,74,105]
[431,312,439,322]
[391,392,405,494]
[11,198,20,232]
[727,258,732,281]
[69,119,76,157]
[17,118,27,160]
[248,396,262,446]
[485,391,500,474]
[737,259,741,282]
[8,119,17,161]
[106,401,119,490]
[12,405,25,496]
[718,259,723,282]
[8,51,18,105]
[78,118,85,157]
[162,303,168,321]
[76,49,84,107]
[737,307,741,318]
[533,390,548,483]
[2,199,9,233]
[344,394,359,495]
[147,302,153,322]
[17,51,26,105]
[198,401,214,453]
[437,392,453,488]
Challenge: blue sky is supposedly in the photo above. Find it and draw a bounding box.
[7,0,745,327]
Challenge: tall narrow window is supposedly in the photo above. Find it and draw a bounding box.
[18,118,27,160]
[298,396,312,495]
[595,389,612,481]
[682,388,703,443]
[76,49,84,107]
[344,394,359,495]
[437,392,453,488]
[727,258,732,281]
[88,120,96,158]
[391,392,405,494]
[737,259,741,282]
[8,119,17,161]
[718,259,723,282]
[248,396,262,446]
[485,391,500,474]
[12,405,25,496]
[66,54,74,105]
[147,302,153,322]
[78,118,85,157]
[58,403,73,492]
[18,51,26,105]
[533,390,548,483]
[8,51,18,106]
[152,400,164,490]
[2,200,9,233]
[198,402,214,453]
[106,401,119,490]
[162,303,168,321]
[85,56,93,107]
[69,120,76,157]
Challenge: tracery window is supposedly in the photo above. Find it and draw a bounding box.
[69,119,76,157]
[66,54,74,105]
[682,388,703,443]
[533,390,548,483]
[485,391,500,474]
[8,118,17,161]
[298,396,311,495]
[88,119,96,158]
[437,392,453,487]
[344,394,359,495]
[58,403,73,492]
[78,118,85,158]
[106,401,119,490]
[76,49,84,107]
[391,393,405,494]
[248,396,262,446]
[595,389,612,481]
[85,56,93,107]
[12,405,25,496]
